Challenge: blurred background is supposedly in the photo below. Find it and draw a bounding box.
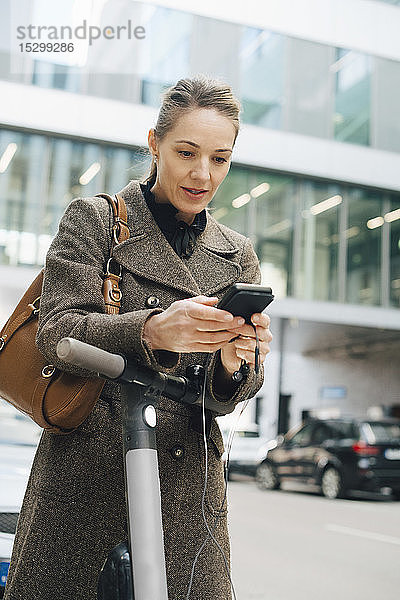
[1,2,400,598]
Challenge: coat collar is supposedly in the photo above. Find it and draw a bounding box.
[111,180,241,296]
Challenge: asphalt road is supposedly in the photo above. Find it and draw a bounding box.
[227,476,400,600]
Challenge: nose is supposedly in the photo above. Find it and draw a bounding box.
[190,157,211,183]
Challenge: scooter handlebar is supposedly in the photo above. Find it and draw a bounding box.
[56,338,237,415]
[56,337,125,379]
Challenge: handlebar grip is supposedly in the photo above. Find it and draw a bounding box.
[56,337,125,379]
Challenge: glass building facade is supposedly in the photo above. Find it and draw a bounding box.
[213,167,400,308]
[0,127,399,308]
[2,2,400,152]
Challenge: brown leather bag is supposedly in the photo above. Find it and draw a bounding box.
[0,192,129,434]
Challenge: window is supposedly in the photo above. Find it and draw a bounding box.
[239,27,284,128]
[0,129,144,267]
[140,8,192,107]
[285,38,332,139]
[327,422,359,440]
[346,188,383,305]
[1,125,399,306]
[333,48,371,146]
[290,424,313,446]
[389,195,400,307]
[312,423,332,445]
[256,173,295,297]
[362,422,400,444]
[32,60,81,93]
[298,180,342,301]
[0,130,48,266]
[211,165,253,236]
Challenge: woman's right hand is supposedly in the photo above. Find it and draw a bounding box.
[142,295,245,353]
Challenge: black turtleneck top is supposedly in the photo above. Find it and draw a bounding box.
[140,181,207,258]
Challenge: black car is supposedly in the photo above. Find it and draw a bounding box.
[255,417,400,499]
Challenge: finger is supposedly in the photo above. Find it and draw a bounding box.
[190,295,219,305]
[251,312,271,328]
[244,327,273,344]
[257,336,272,361]
[260,346,271,361]
[185,301,244,324]
[234,337,271,359]
[235,347,256,365]
[263,328,273,344]
[188,340,229,353]
[196,318,246,332]
[227,323,257,338]
[228,321,272,340]
[234,338,271,364]
[195,330,241,344]
[236,343,270,364]
[235,338,256,352]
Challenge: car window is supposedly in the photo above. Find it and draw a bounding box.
[312,423,332,445]
[362,422,400,444]
[289,423,313,446]
[326,421,359,440]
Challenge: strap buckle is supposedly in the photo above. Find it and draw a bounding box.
[112,224,120,246]
[28,296,41,315]
[106,257,122,278]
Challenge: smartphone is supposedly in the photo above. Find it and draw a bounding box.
[217,283,274,324]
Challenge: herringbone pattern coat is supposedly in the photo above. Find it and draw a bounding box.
[4,179,264,600]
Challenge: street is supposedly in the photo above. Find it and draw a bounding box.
[227,477,400,600]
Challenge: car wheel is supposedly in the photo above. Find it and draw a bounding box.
[256,462,280,491]
[321,466,345,499]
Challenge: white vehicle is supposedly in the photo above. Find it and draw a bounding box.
[0,400,41,596]
[220,424,268,479]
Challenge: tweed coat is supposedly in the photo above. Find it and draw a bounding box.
[4,179,264,600]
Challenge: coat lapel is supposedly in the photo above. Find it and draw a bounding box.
[112,180,242,297]
[185,218,242,295]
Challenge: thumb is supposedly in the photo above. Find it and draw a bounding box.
[190,295,219,306]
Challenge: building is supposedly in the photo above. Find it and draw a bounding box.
[1,0,399,439]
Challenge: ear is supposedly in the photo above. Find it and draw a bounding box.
[148,128,158,158]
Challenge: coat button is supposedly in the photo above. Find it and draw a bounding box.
[146,295,160,308]
[170,445,185,460]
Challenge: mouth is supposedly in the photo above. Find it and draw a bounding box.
[181,187,209,199]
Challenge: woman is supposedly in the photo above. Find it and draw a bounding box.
[5,75,272,600]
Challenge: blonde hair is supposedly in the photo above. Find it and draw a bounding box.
[143,74,241,187]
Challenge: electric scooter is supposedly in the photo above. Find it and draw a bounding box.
[56,336,229,600]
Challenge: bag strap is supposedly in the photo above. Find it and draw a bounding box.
[94,192,130,315]
[32,192,129,430]
[95,192,130,248]
[0,300,39,350]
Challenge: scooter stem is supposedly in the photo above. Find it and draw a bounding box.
[121,382,168,600]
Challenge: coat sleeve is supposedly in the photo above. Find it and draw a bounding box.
[206,237,265,412]
[35,197,180,378]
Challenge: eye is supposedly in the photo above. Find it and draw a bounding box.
[178,150,194,158]
[214,156,228,164]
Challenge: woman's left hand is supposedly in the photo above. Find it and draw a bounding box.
[219,312,273,376]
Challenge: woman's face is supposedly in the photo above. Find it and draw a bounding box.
[148,108,236,224]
